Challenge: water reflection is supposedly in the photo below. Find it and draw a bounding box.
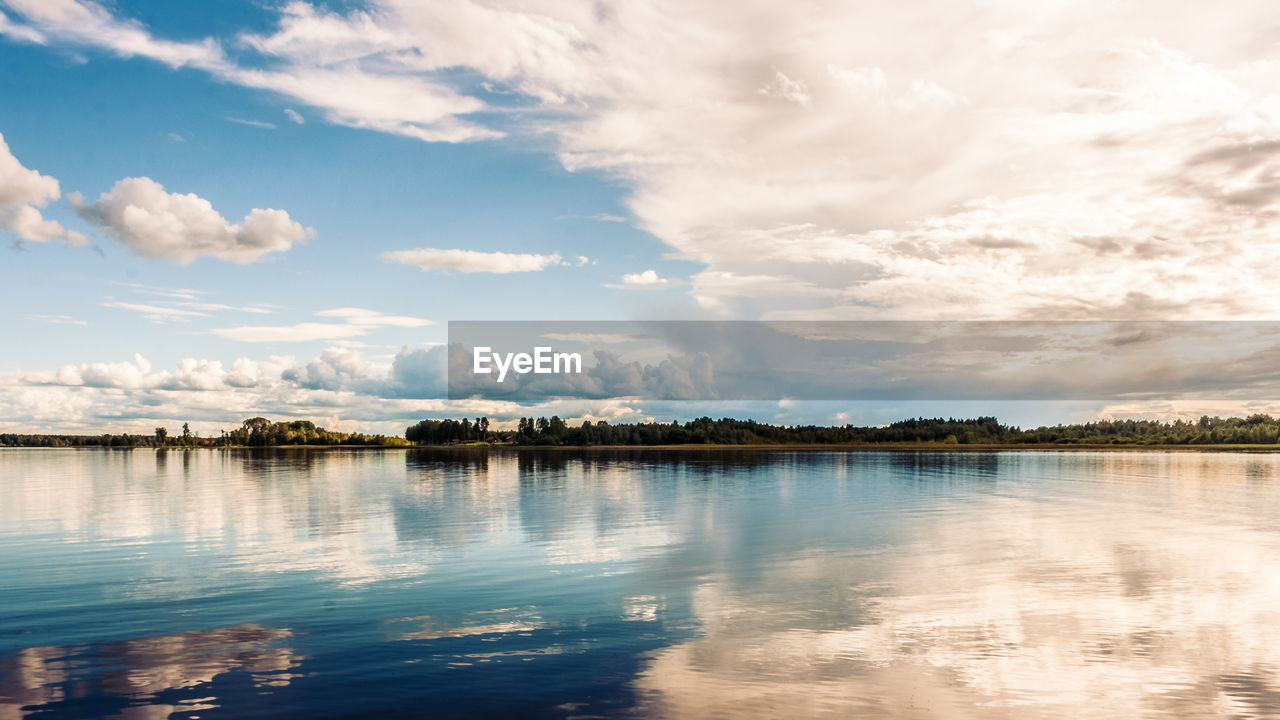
[0,624,303,720]
[3,449,1280,718]
[386,607,546,641]
[634,454,1280,719]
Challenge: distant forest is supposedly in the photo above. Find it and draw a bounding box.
[405,414,1280,446]
[0,417,408,448]
[8,414,1280,448]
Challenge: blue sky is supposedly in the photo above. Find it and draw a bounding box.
[2,0,1279,433]
[0,10,688,367]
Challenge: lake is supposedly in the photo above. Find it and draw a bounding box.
[3,448,1280,719]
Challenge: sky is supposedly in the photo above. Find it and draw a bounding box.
[2,0,1280,434]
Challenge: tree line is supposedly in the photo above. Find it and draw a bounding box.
[219,417,407,446]
[405,414,1280,446]
[9,414,1280,449]
[0,417,408,448]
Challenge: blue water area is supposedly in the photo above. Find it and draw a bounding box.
[3,448,1280,719]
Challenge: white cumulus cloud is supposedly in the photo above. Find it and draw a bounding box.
[0,132,86,246]
[73,177,311,264]
[606,269,683,290]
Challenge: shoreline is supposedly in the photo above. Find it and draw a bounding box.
[415,443,1280,452]
[7,443,1280,452]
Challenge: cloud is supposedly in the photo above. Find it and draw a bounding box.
[281,346,375,391]
[0,132,86,246]
[541,332,651,344]
[557,213,627,223]
[21,352,304,402]
[450,345,718,402]
[211,307,432,343]
[173,302,274,315]
[444,321,1280,404]
[30,314,86,326]
[101,300,212,322]
[381,248,569,274]
[97,284,277,323]
[314,307,431,327]
[73,176,311,264]
[45,352,155,389]
[226,117,277,129]
[14,337,1280,434]
[0,0,224,68]
[2,204,86,246]
[0,144,56,206]
[241,0,1280,319]
[0,340,683,435]
[0,345,549,433]
[10,1,1280,317]
[0,9,45,43]
[606,269,683,290]
[381,344,448,398]
[212,322,375,343]
[283,108,305,124]
[758,71,811,107]
[225,64,496,143]
[114,282,205,301]
[0,1,497,144]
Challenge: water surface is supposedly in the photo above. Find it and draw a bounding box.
[3,448,1280,718]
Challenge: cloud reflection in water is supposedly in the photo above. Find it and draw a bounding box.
[635,454,1280,719]
[0,624,304,720]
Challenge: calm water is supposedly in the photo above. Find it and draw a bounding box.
[3,449,1280,719]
